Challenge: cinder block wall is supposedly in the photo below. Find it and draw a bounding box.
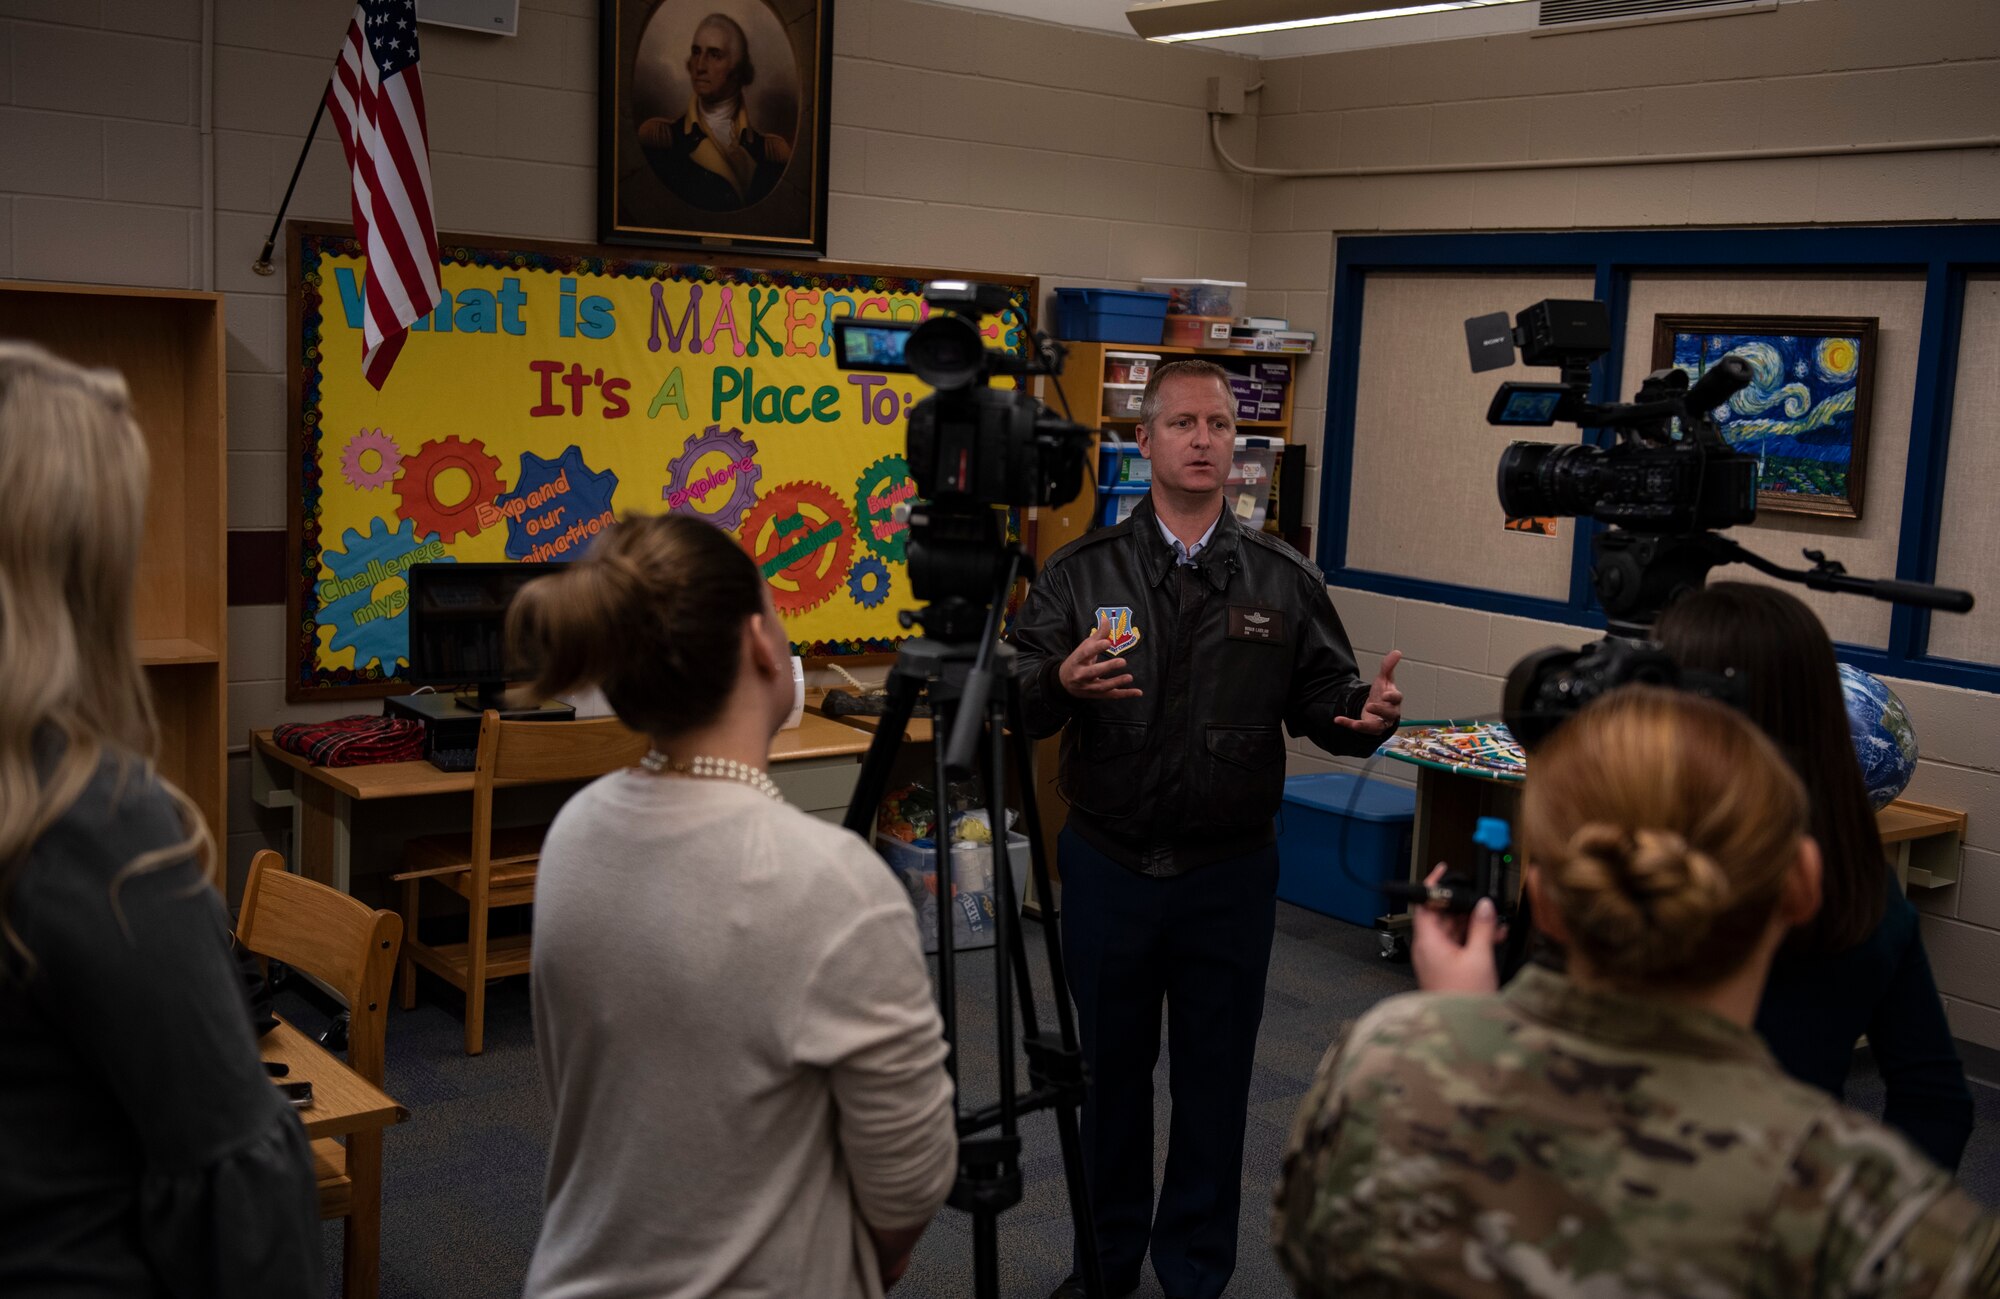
[0,0,1257,895]
[4,0,1996,1042]
[1248,0,2000,1045]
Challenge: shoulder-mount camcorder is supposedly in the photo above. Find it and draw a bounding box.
[1470,298,1760,536]
[1466,298,1973,746]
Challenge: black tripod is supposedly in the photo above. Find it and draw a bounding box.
[841,546,1105,1299]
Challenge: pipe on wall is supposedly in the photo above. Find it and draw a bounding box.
[1209,113,2000,179]
[200,0,215,291]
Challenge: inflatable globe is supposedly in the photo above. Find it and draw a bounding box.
[1839,663,1918,810]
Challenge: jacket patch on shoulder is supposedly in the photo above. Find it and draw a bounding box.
[1227,605,1286,644]
[1094,606,1142,655]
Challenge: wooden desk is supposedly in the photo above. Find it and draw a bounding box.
[261,1018,405,1299]
[250,712,875,891]
[825,710,936,743]
[1878,799,1968,889]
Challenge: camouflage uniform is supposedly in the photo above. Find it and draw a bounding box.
[1273,966,2000,1299]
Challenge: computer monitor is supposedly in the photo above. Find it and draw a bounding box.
[406,562,559,708]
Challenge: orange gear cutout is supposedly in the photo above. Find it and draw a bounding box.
[395,435,505,543]
[738,480,856,615]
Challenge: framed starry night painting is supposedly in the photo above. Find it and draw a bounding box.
[1652,314,1878,519]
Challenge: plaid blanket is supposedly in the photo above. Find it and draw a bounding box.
[272,715,426,767]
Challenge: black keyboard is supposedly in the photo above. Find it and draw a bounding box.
[429,747,477,772]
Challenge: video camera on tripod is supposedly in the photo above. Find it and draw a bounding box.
[830,281,1109,1299]
[833,280,1093,643]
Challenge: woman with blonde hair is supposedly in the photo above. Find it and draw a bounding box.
[0,343,320,1295]
[516,512,956,1299]
[1274,688,2000,1299]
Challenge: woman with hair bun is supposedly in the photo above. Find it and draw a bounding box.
[516,513,956,1299]
[1273,688,2000,1299]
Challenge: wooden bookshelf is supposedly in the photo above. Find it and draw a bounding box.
[0,282,227,863]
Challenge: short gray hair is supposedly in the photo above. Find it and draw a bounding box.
[1138,358,1232,427]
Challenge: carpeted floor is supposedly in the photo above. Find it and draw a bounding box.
[291,904,2000,1299]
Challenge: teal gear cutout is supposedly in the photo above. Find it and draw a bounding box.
[853,453,915,563]
[318,515,454,672]
[848,555,891,609]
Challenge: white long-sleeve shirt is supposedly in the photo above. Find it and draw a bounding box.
[524,772,957,1299]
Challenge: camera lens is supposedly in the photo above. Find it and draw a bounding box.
[903,315,987,390]
[1497,441,1608,519]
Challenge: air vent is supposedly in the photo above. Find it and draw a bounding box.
[1539,0,1775,29]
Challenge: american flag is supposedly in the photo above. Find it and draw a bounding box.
[326,0,439,389]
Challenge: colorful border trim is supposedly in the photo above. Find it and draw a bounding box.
[293,231,1033,692]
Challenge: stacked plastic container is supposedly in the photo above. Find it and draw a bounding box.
[1143,278,1246,350]
[879,832,1032,953]
[1054,288,1171,344]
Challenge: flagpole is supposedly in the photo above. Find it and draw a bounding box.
[252,93,330,276]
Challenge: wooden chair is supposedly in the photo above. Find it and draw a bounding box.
[235,849,402,1299]
[394,710,648,1055]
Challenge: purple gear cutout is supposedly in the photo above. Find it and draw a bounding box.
[663,424,762,532]
[340,427,401,491]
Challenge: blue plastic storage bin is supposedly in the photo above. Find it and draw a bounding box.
[1055,288,1170,345]
[1097,483,1149,526]
[1099,441,1150,486]
[1275,772,1415,926]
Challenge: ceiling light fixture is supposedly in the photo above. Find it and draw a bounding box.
[1126,0,1525,43]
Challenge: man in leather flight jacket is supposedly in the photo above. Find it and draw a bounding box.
[1013,359,1404,1299]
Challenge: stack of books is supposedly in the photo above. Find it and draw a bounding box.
[1228,315,1316,353]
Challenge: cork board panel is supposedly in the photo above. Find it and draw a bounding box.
[1620,272,1927,650]
[1927,275,2000,665]
[1346,271,1594,599]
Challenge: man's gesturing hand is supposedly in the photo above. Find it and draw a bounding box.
[1058,615,1143,702]
[1333,648,1404,735]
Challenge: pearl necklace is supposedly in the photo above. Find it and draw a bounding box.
[639,750,783,802]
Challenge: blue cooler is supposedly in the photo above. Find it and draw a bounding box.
[1275,772,1415,925]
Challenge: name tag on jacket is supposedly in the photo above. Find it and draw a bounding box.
[1227,605,1285,644]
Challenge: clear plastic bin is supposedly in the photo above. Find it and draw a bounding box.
[1229,439,1279,529]
[879,831,1032,953]
[1102,383,1146,419]
[1104,350,1161,385]
[1141,278,1246,319]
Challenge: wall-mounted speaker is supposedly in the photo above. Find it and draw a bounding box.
[415,0,518,37]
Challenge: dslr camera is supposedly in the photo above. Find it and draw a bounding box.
[834,281,1092,638]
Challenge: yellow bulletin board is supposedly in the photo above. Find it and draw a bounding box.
[286,222,1034,700]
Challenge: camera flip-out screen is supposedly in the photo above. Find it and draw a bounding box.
[1487,383,1569,427]
[832,319,917,374]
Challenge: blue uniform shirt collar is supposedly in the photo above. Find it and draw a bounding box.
[1156,509,1221,566]
[1130,495,1239,592]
